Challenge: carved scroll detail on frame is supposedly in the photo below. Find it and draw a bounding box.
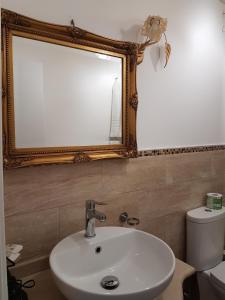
[1,10,31,27]
[73,152,91,163]
[3,157,33,169]
[2,9,138,168]
[127,43,138,56]
[129,93,138,111]
[123,134,138,158]
[2,87,6,98]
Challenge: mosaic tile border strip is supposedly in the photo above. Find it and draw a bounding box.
[138,145,225,157]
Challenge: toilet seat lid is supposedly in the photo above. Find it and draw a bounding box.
[210,262,225,290]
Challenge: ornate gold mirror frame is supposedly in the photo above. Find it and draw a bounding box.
[2,9,140,168]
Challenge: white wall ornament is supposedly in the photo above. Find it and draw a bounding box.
[139,15,171,68]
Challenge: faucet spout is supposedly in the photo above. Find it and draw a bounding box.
[95,211,106,222]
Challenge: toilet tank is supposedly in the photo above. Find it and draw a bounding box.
[186,206,225,271]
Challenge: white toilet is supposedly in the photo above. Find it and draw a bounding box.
[186,206,225,300]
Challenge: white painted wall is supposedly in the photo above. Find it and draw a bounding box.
[2,0,225,150]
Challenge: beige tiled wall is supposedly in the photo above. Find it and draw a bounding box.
[4,151,225,264]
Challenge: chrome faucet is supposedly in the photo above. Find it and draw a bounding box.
[85,200,106,238]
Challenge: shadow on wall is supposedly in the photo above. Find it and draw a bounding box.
[149,46,161,71]
[149,45,168,72]
[120,24,167,72]
[120,24,142,43]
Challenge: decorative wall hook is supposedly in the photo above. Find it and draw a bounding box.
[70,19,75,28]
[69,18,86,39]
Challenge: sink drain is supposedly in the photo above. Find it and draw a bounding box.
[101,276,120,290]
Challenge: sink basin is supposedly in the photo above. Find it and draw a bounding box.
[50,227,175,300]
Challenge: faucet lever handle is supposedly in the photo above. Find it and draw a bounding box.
[95,201,107,206]
[85,200,107,209]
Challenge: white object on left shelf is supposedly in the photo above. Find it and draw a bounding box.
[6,244,23,262]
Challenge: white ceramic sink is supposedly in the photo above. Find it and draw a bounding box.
[50,227,175,300]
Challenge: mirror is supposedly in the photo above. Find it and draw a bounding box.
[2,9,138,168]
[13,36,123,148]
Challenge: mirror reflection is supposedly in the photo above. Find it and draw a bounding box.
[13,36,122,148]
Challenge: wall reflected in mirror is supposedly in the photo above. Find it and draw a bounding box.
[13,36,122,148]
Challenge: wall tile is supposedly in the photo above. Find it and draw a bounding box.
[4,161,103,217]
[211,150,225,178]
[164,211,186,260]
[4,150,225,267]
[102,156,169,194]
[139,216,167,242]
[59,204,84,239]
[5,208,59,261]
[166,152,214,184]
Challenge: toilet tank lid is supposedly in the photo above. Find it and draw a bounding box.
[187,206,225,224]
